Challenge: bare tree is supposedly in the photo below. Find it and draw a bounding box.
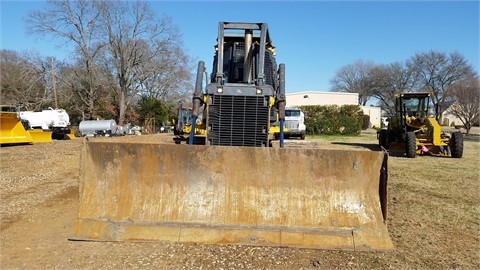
[27,0,106,119]
[97,0,183,125]
[25,0,191,125]
[330,60,380,105]
[374,62,420,115]
[444,77,480,134]
[0,50,52,110]
[408,50,476,116]
[57,60,115,123]
[138,44,193,114]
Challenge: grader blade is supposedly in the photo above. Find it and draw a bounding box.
[72,140,393,251]
[0,111,33,145]
[66,128,77,140]
[27,129,53,143]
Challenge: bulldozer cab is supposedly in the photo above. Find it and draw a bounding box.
[211,23,277,86]
[1,105,17,112]
[173,106,193,136]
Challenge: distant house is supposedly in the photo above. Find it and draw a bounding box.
[441,102,464,127]
[286,91,381,128]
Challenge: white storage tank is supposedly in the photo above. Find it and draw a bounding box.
[19,108,70,130]
[79,119,117,136]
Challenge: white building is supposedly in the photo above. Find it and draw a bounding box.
[287,91,358,107]
[361,106,382,128]
[286,91,382,128]
[441,102,464,127]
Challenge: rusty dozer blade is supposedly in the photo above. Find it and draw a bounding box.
[71,139,393,251]
[0,112,33,145]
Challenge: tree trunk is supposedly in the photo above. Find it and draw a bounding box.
[118,88,127,125]
[88,97,95,120]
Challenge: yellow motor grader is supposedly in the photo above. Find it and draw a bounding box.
[71,22,393,251]
[378,92,463,158]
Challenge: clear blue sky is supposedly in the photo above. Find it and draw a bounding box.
[1,0,479,94]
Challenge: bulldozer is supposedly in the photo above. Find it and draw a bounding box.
[378,92,463,158]
[0,105,34,145]
[71,22,393,251]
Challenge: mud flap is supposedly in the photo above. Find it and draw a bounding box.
[71,140,393,251]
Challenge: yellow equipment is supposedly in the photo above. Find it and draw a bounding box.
[172,104,206,144]
[378,92,463,158]
[19,108,75,141]
[172,104,288,144]
[27,129,53,143]
[0,105,33,145]
[71,22,393,251]
[66,128,76,140]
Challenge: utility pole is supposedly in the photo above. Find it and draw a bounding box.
[51,58,58,109]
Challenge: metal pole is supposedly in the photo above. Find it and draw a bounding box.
[51,58,58,109]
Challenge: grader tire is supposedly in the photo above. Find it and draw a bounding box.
[405,132,416,158]
[450,131,464,158]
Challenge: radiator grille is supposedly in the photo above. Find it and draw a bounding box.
[285,120,299,130]
[208,95,269,147]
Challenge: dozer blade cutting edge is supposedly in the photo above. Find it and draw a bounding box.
[71,139,393,251]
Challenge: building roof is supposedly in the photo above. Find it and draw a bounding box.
[287,91,359,97]
[286,91,359,107]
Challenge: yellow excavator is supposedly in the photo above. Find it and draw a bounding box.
[71,22,393,251]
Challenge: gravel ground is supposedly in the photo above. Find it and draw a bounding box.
[1,132,478,269]
[0,134,388,269]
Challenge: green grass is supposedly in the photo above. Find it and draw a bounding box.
[306,129,376,142]
[303,130,480,269]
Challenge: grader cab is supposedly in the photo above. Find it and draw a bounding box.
[378,92,463,158]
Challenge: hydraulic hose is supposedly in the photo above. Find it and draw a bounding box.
[188,116,197,145]
[279,119,285,148]
[278,63,286,148]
